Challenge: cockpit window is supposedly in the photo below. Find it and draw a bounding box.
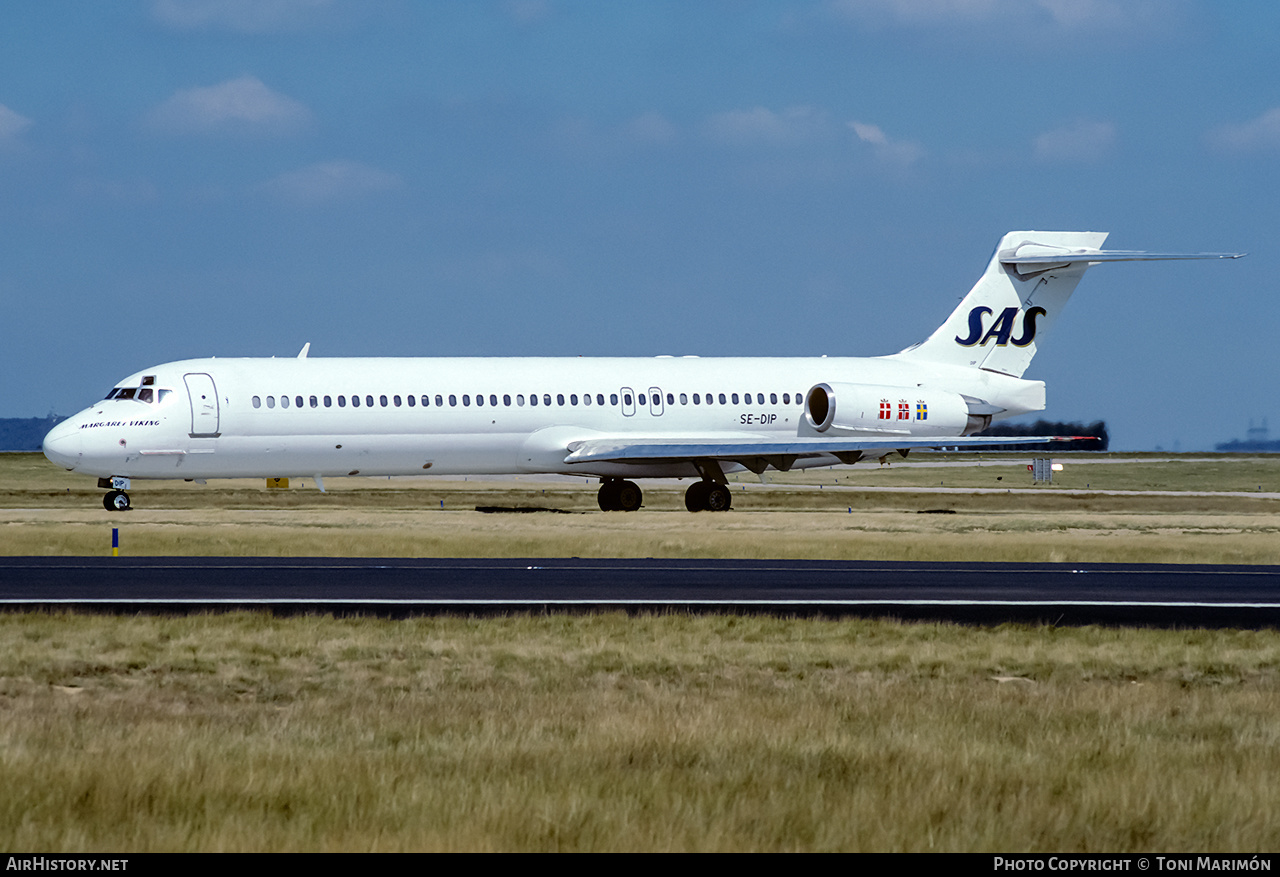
[104,384,173,405]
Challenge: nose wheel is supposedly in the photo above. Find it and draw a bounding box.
[103,490,132,512]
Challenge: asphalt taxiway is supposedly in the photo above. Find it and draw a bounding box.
[3,557,1279,626]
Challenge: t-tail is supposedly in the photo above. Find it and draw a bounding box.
[893,231,1244,378]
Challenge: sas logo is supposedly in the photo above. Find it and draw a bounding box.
[955,306,1046,348]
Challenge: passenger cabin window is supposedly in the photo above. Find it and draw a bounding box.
[352,395,360,407]
[338,395,346,407]
[252,396,261,408]
[267,396,276,409]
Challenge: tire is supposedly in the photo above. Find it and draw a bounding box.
[705,484,732,512]
[684,481,711,512]
[616,480,642,512]
[597,481,620,511]
[103,490,131,512]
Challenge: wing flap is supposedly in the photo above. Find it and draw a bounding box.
[563,435,1083,466]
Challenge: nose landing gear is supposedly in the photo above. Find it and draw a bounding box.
[103,490,132,512]
[99,476,133,511]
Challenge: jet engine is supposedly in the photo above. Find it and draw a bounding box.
[803,382,999,436]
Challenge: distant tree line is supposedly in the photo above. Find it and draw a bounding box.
[0,415,67,452]
[972,420,1108,452]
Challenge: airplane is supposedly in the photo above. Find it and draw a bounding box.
[42,231,1242,513]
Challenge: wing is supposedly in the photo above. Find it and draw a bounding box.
[564,434,1087,473]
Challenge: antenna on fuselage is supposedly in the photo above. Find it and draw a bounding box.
[297,342,311,359]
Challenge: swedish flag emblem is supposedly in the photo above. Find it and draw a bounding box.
[916,403,927,420]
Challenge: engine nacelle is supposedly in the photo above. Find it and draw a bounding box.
[804,382,996,436]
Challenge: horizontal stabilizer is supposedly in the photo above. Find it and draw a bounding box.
[1000,246,1244,271]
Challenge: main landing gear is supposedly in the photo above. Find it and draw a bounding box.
[684,480,732,512]
[103,490,132,512]
[597,479,643,512]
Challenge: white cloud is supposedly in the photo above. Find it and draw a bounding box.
[848,120,924,165]
[1207,108,1280,153]
[830,0,1164,31]
[704,106,828,145]
[148,76,312,135]
[1033,119,1115,162]
[70,177,160,204]
[259,160,401,203]
[0,104,33,141]
[624,111,678,145]
[152,0,332,33]
[549,112,680,156]
[503,0,551,25]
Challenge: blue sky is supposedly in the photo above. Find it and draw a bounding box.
[3,0,1277,450]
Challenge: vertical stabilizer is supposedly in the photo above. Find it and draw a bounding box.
[894,231,1108,377]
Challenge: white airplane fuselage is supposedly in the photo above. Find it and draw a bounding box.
[42,353,1042,482]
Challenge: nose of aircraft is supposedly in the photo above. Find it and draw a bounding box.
[42,418,83,470]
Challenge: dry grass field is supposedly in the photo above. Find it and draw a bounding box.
[6,452,1280,563]
[2,612,1279,852]
[4,451,1280,851]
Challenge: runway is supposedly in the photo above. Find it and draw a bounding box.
[3,557,1280,626]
